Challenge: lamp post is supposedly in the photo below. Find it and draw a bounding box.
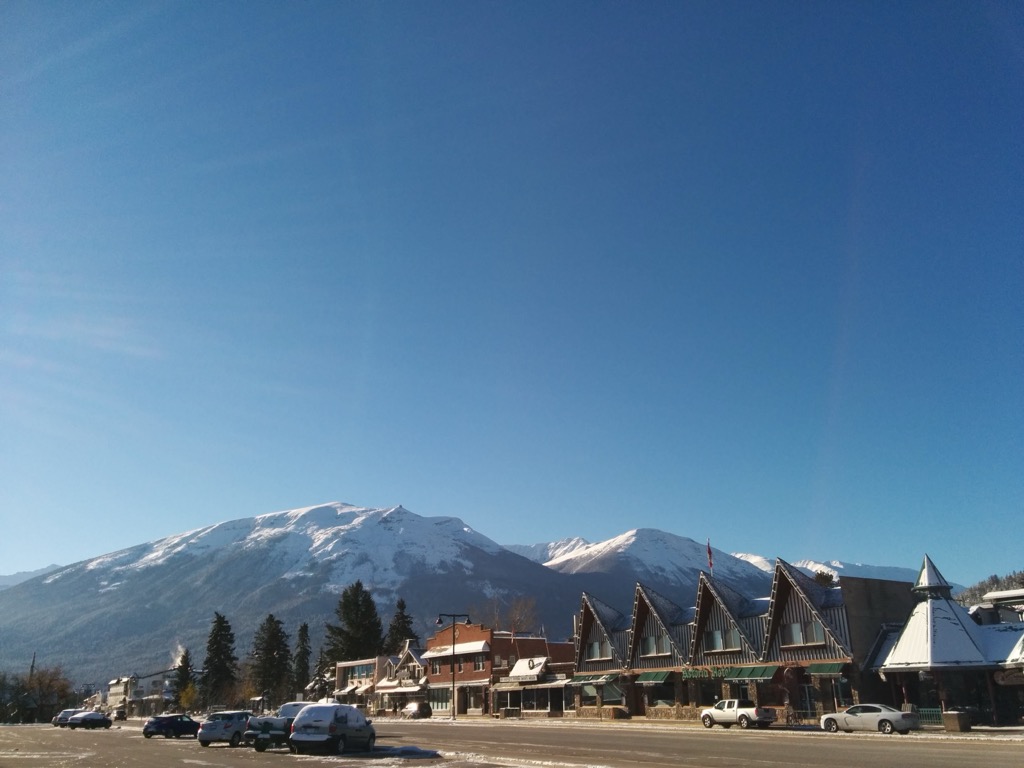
[435,613,470,720]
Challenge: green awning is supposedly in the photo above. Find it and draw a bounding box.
[807,662,845,675]
[725,665,779,681]
[635,671,672,684]
[747,665,778,681]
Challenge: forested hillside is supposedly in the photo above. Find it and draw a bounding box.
[955,570,1024,606]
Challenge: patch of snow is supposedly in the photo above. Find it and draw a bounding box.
[733,553,774,573]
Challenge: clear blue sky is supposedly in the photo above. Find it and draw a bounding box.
[2,1,1021,587]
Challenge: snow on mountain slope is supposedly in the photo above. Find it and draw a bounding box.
[546,529,769,589]
[503,537,591,564]
[47,502,504,593]
[733,553,921,586]
[790,558,920,584]
[732,553,775,573]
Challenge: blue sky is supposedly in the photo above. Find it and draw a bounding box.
[2,1,1021,587]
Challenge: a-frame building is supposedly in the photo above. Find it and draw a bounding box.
[571,592,631,716]
[626,583,693,716]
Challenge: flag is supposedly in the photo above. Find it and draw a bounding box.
[706,539,713,572]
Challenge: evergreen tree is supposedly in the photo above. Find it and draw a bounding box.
[324,580,383,661]
[305,646,332,701]
[291,622,312,693]
[383,598,420,655]
[200,612,238,706]
[249,614,291,705]
[813,570,836,587]
[172,647,195,708]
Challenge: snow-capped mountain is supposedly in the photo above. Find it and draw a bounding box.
[0,501,916,686]
[733,553,922,585]
[0,503,589,685]
[502,537,592,564]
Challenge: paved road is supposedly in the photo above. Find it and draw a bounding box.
[2,718,1022,768]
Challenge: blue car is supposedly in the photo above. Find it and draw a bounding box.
[143,713,201,738]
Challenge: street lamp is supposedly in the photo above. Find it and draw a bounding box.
[435,613,470,720]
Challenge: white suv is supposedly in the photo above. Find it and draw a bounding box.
[198,710,252,747]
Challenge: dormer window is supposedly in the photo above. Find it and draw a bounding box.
[781,619,825,647]
[585,640,611,659]
[704,627,740,652]
[640,634,671,656]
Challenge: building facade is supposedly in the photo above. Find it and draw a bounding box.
[572,559,916,722]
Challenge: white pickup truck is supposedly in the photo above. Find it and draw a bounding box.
[700,699,777,729]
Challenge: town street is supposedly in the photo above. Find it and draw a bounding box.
[2,718,1023,768]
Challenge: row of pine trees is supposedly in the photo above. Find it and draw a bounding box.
[177,580,418,709]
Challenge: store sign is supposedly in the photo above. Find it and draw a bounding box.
[994,669,1024,686]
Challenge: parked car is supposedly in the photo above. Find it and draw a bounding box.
[67,711,112,729]
[401,701,432,719]
[820,703,921,734]
[198,710,252,747]
[112,708,127,721]
[243,702,308,751]
[143,713,201,738]
[700,699,776,729]
[289,703,375,754]
[52,708,86,727]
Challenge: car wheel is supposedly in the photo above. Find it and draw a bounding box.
[254,739,268,753]
[144,732,153,738]
[366,735,375,752]
[335,736,346,754]
[701,714,714,728]
[738,715,751,729]
[879,719,894,734]
[823,718,838,733]
[229,732,241,747]
[199,740,210,747]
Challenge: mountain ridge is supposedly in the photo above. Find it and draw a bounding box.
[0,501,920,685]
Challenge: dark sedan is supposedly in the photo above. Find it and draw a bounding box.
[67,711,112,729]
[143,713,201,738]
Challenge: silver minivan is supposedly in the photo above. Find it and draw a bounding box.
[289,703,375,754]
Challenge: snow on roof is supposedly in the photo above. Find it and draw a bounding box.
[982,588,1024,604]
[881,589,989,670]
[881,556,1024,672]
[508,656,548,678]
[980,622,1024,664]
[421,640,489,658]
[1006,632,1024,666]
[913,554,952,594]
